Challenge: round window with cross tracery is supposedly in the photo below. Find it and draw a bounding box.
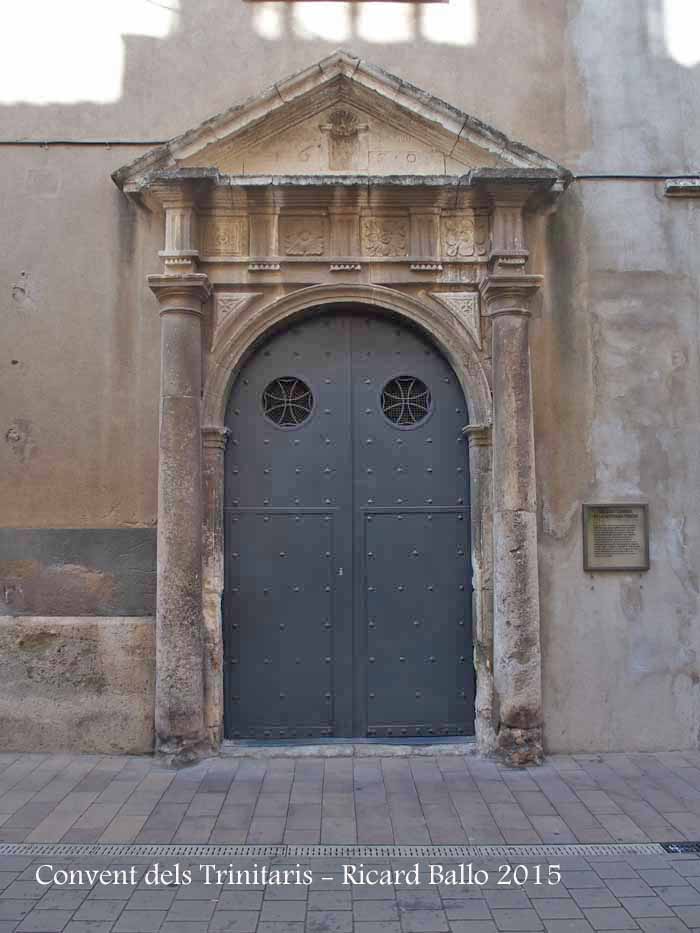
[262,377,314,427]
[381,376,432,427]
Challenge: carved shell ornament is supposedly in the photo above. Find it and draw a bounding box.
[325,109,360,138]
[320,109,368,139]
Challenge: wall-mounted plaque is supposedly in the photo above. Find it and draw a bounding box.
[582,502,650,572]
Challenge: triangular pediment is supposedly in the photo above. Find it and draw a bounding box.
[114,51,568,191]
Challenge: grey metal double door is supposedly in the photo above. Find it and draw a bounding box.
[223,308,474,740]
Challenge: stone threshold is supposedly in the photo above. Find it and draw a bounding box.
[220,738,477,758]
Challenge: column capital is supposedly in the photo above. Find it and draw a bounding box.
[202,425,231,451]
[479,273,543,319]
[149,273,211,316]
[461,423,492,447]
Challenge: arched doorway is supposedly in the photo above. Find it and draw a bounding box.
[222,305,475,740]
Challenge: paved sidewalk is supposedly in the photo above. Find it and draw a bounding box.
[0,751,699,931]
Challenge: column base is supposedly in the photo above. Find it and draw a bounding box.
[156,733,213,768]
[496,724,543,767]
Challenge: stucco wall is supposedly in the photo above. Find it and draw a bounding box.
[1,0,699,752]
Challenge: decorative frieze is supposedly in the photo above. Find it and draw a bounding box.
[360,217,409,257]
[441,211,489,259]
[280,217,326,256]
[200,216,246,257]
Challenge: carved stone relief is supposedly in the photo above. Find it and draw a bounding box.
[430,291,482,348]
[360,217,409,257]
[280,217,326,256]
[319,109,368,171]
[441,213,489,259]
[200,217,246,256]
[213,292,261,345]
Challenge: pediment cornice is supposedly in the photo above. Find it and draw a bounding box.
[113,50,570,197]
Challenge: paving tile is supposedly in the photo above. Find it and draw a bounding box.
[396,894,442,910]
[486,892,532,910]
[208,910,260,932]
[591,865,640,881]
[165,899,216,921]
[656,885,700,906]
[541,921,595,932]
[260,901,306,922]
[216,892,264,911]
[443,900,491,920]
[73,900,125,921]
[255,924,305,933]
[605,880,655,898]
[0,900,35,921]
[354,924,404,933]
[569,888,618,909]
[16,911,75,932]
[532,899,584,920]
[35,889,88,910]
[398,908,449,932]
[63,922,116,933]
[112,911,166,932]
[636,920,690,932]
[581,907,638,929]
[617,898,673,919]
[489,909,544,931]
[306,909,354,932]
[354,900,400,921]
[673,905,700,926]
[445,923,499,933]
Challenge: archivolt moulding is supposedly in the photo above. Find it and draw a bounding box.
[203,283,493,431]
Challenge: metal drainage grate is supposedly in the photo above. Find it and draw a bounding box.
[661,842,700,855]
[0,842,668,859]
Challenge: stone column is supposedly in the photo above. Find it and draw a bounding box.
[480,273,543,765]
[149,273,211,765]
[202,424,230,749]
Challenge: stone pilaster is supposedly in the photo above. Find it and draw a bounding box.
[480,274,543,765]
[202,424,230,750]
[149,273,211,766]
[462,424,496,753]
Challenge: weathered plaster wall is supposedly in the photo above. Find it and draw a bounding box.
[534,180,700,752]
[1,0,699,752]
[0,617,155,754]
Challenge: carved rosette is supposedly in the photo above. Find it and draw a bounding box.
[431,291,482,348]
[360,217,409,257]
[200,217,246,256]
[441,212,489,260]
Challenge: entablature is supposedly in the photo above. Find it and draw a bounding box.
[143,171,562,280]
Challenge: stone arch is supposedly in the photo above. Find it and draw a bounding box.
[201,283,496,755]
[203,284,492,430]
